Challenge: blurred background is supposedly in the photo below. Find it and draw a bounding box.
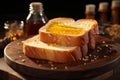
[0,0,112,27]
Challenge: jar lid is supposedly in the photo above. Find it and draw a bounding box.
[85,4,96,12]
[98,2,109,11]
[111,0,120,8]
[29,2,44,12]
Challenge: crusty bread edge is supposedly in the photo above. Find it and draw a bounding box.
[22,35,82,63]
[39,17,94,46]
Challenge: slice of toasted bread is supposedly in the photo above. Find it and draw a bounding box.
[23,17,99,63]
[76,19,99,49]
[22,35,82,63]
[39,17,98,47]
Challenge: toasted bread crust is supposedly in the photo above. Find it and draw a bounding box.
[76,19,99,49]
[76,19,99,34]
[23,17,99,63]
[39,18,98,47]
[23,35,82,63]
[39,29,88,46]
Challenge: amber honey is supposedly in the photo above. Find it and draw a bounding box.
[24,2,48,37]
[25,20,45,36]
[47,23,84,35]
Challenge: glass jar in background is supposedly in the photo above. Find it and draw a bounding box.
[98,2,110,36]
[111,0,120,24]
[85,4,96,19]
[4,20,24,40]
[98,2,109,25]
[24,2,48,37]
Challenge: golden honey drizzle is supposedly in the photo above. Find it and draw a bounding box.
[47,23,84,35]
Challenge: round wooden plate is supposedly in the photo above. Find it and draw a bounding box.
[4,36,120,80]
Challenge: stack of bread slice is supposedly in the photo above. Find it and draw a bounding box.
[22,17,99,63]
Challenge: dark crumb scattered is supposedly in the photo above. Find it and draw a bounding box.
[38,64,42,67]
[21,59,26,62]
[19,55,22,58]
[64,66,68,70]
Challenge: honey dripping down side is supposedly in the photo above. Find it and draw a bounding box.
[24,2,48,37]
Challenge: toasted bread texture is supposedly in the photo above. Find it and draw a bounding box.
[22,17,99,63]
[39,17,98,48]
[76,19,99,49]
[22,35,82,63]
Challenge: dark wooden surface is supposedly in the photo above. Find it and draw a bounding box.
[1,56,120,80]
[0,43,120,80]
[0,1,119,80]
[0,57,116,80]
[2,35,120,80]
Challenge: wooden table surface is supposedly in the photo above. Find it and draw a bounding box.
[0,51,120,80]
[0,57,25,80]
[0,30,120,80]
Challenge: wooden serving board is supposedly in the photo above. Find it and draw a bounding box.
[4,36,120,80]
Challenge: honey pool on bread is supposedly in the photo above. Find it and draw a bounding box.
[46,23,85,35]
